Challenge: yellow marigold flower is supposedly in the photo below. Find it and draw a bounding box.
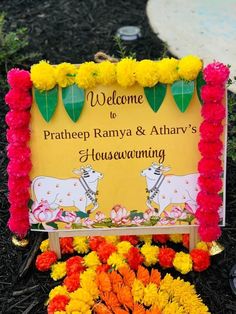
[157,57,179,84]
[105,235,118,244]
[75,61,98,89]
[117,241,132,255]
[55,62,77,87]
[73,236,89,254]
[196,241,208,251]
[160,273,174,291]
[31,60,56,91]
[143,283,158,307]
[51,262,66,281]
[131,279,145,303]
[139,235,152,244]
[116,58,136,87]
[162,301,186,314]
[70,288,94,306]
[97,61,116,85]
[83,251,101,269]
[135,60,159,87]
[54,311,66,314]
[80,269,99,299]
[49,285,69,300]
[178,55,202,81]
[154,291,169,310]
[40,239,49,252]
[140,243,159,267]
[169,234,182,243]
[107,252,126,270]
[173,252,193,274]
[66,299,91,314]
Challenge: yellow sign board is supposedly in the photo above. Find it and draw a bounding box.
[29,83,225,231]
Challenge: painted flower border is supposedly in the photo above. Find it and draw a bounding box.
[4,60,229,240]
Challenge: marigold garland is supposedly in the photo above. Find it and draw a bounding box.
[196,61,229,241]
[5,68,32,238]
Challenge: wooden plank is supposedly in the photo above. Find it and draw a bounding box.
[49,233,61,258]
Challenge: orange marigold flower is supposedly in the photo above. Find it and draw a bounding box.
[118,267,135,287]
[126,247,144,271]
[97,264,111,273]
[93,303,113,314]
[101,291,121,309]
[63,273,80,292]
[97,242,117,263]
[113,308,129,314]
[59,237,74,254]
[36,251,57,272]
[66,256,85,276]
[149,269,161,286]
[47,294,70,314]
[89,236,106,251]
[116,285,134,310]
[133,303,146,314]
[182,234,190,249]
[109,271,123,293]
[96,271,112,292]
[120,235,139,245]
[152,234,169,244]
[190,249,210,272]
[158,247,176,268]
[137,265,150,285]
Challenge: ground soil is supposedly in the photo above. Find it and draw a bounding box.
[0,1,236,313]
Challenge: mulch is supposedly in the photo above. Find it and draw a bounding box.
[0,0,235,313]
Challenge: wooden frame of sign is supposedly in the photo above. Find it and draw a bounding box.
[22,61,226,258]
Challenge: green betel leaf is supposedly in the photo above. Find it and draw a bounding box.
[62,84,85,122]
[196,71,206,105]
[34,87,58,122]
[144,83,167,112]
[171,80,194,112]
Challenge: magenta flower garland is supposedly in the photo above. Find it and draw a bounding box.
[5,69,33,238]
[196,61,230,241]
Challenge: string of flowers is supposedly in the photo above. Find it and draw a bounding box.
[196,61,230,241]
[5,69,33,238]
[36,235,210,313]
[30,55,202,90]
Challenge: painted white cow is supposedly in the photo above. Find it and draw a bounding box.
[31,166,103,214]
[141,163,199,215]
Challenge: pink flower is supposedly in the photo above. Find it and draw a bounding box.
[201,85,225,103]
[95,211,106,222]
[131,216,144,225]
[143,208,158,221]
[82,218,94,228]
[7,68,32,90]
[6,128,30,144]
[110,205,130,224]
[30,201,60,224]
[165,206,187,220]
[159,217,173,225]
[5,89,32,110]
[57,211,77,223]
[5,110,31,129]
[203,62,230,85]
[184,203,195,214]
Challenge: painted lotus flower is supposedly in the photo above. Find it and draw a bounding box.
[82,218,94,228]
[57,210,77,223]
[185,203,196,214]
[30,201,60,224]
[165,206,187,220]
[110,205,130,224]
[95,211,106,222]
[143,208,159,221]
[131,216,144,225]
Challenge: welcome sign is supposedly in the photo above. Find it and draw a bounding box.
[28,79,226,232]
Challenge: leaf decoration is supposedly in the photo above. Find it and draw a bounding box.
[196,71,206,105]
[144,83,167,112]
[34,86,58,122]
[171,80,194,112]
[62,84,85,122]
